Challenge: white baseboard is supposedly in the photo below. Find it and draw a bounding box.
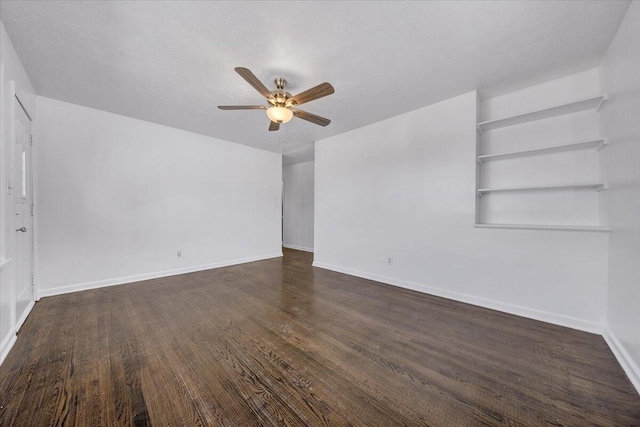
[15,299,35,332]
[603,327,640,395]
[0,330,17,367]
[38,252,283,298]
[283,244,314,253]
[312,261,603,335]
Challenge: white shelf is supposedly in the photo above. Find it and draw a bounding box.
[475,224,609,232]
[477,182,607,196]
[477,138,608,164]
[477,94,607,133]
[0,258,11,271]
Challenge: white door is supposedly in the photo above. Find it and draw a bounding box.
[14,97,34,329]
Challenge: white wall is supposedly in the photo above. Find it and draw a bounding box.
[283,161,314,252]
[0,21,37,364]
[315,90,609,332]
[35,97,282,297]
[600,1,640,393]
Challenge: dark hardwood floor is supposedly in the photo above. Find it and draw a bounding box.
[1,248,639,426]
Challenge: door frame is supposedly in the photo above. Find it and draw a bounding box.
[11,87,36,331]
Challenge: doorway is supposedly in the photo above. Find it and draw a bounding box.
[13,95,34,330]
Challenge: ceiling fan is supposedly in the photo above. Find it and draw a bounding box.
[218,67,335,131]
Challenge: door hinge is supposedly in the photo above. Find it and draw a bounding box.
[30,135,33,146]
[30,204,34,216]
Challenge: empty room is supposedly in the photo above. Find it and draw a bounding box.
[1,1,639,425]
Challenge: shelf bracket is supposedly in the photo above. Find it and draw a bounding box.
[596,94,608,112]
[597,138,609,151]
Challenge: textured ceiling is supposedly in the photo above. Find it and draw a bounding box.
[0,1,630,165]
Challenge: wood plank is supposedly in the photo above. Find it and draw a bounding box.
[1,248,639,426]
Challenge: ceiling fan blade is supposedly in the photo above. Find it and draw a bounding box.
[268,121,280,131]
[235,67,274,100]
[286,82,334,106]
[217,105,267,110]
[292,108,331,126]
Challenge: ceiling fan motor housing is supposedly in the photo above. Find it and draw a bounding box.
[270,78,292,107]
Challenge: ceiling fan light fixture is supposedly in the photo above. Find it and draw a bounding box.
[266,106,293,124]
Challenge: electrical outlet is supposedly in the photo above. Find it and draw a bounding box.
[177,250,182,257]
[387,257,393,265]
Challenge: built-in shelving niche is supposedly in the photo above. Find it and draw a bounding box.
[475,94,609,232]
